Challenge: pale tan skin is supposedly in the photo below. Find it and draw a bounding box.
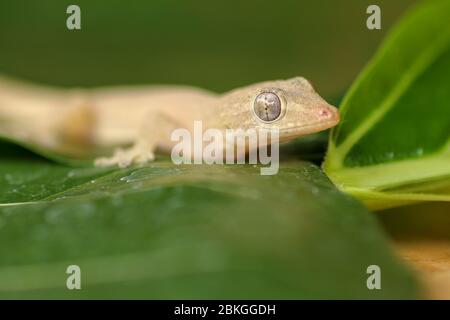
[0,76,339,166]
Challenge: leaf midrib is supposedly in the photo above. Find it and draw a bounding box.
[328,150,450,190]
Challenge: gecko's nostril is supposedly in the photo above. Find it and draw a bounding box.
[319,109,331,118]
[318,105,339,123]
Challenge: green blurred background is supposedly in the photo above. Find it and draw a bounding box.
[0,0,417,98]
[3,0,450,299]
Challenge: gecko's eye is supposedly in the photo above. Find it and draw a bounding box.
[253,92,281,122]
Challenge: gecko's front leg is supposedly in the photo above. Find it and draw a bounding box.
[94,112,178,168]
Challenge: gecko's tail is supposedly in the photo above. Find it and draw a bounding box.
[0,73,97,154]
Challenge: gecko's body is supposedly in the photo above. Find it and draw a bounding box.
[0,76,339,166]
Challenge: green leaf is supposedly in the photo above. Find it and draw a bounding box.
[324,0,450,209]
[0,154,418,298]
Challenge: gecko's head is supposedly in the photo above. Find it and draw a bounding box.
[248,77,339,140]
[218,77,340,142]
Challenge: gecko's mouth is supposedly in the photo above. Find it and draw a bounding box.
[277,119,340,142]
[280,118,339,134]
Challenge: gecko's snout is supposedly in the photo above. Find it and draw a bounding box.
[318,103,340,126]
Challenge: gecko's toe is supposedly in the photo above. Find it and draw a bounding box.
[94,157,115,167]
[94,147,155,168]
[136,151,155,164]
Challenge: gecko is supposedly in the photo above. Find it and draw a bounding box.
[0,75,339,167]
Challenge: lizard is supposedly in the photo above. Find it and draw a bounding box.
[0,75,339,167]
